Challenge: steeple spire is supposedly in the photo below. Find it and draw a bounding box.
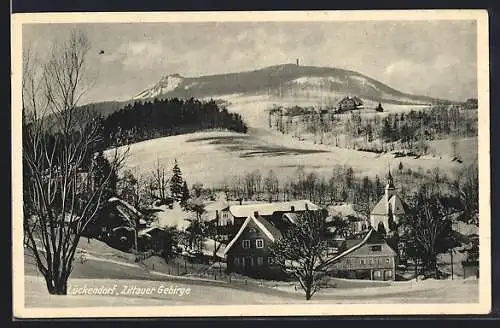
[387,167,395,190]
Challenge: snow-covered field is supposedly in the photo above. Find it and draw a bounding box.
[108,129,466,188]
[24,274,479,308]
[428,137,478,164]
[23,236,479,310]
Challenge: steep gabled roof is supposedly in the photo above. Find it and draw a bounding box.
[108,197,143,218]
[227,200,320,218]
[254,215,282,240]
[320,228,397,269]
[223,214,282,255]
[322,228,375,266]
[370,194,406,216]
[283,212,299,224]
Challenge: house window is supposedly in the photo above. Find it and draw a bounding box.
[369,258,374,265]
[249,227,257,233]
[360,259,365,265]
[256,239,264,248]
[257,257,264,266]
[385,270,393,278]
[242,240,251,249]
[371,245,382,252]
[386,258,391,264]
[234,257,240,266]
[374,270,382,278]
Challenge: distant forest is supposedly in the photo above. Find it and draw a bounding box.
[269,104,477,155]
[100,98,248,148]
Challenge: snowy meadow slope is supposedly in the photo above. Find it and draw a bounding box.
[109,127,472,188]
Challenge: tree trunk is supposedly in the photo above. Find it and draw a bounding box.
[305,287,312,300]
[44,274,69,295]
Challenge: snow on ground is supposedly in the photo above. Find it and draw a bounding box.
[452,221,479,237]
[274,277,479,303]
[291,76,344,85]
[24,238,479,308]
[24,275,299,307]
[103,93,475,188]
[108,129,465,188]
[151,203,194,231]
[428,137,478,164]
[24,274,479,308]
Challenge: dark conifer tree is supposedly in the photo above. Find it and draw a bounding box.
[90,151,117,203]
[180,180,191,208]
[170,159,184,202]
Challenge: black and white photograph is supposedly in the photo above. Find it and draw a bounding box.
[11,10,491,318]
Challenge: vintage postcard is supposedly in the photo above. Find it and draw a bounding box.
[11,10,491,318]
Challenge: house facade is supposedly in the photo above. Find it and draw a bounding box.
[370,170,406,235]
[326,228,398,281]
[223,211,284,279]
[337,96,364,112]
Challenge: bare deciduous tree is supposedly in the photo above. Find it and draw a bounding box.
[403,193,458,279]
[151,157,170,203]
[22,30,127,295]
[269,210,330,300]
[453,162,479,225]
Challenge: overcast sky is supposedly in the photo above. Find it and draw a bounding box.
[22,20,477,104]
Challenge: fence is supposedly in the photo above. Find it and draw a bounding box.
[135,249,162,262]
[137,254,300,290]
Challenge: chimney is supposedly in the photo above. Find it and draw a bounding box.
[291,206,295,212]
[305,203,309,211]
[254,211,259,218]
[239,198,242,205]
[296,58,299,67]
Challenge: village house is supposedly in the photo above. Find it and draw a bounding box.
[370,170,407,235]
[325,228,398,281]
[137,226,165,252]
[82,197,147,239]
[337,96,364,112]
[223,211,284,279]
[218,200,321,238]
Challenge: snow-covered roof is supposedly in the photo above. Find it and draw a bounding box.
[227,200,320,218]
[139,226,164,234]
[223,213,282,255]
[320,228,397,269]
[320,228,375,268]
[108,197,143,218]
[283,212,299,224]
[328,203,363,219]
[370,194,406,216]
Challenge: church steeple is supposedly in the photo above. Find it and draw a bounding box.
[387,168,395,190]
[385,167,395,201]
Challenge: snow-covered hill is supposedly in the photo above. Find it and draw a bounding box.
[133,74,186,100]
[131,64,449,105]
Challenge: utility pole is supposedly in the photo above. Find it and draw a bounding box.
[415,258,418,282]
[134,220,139,255]
[450,249,454,280]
